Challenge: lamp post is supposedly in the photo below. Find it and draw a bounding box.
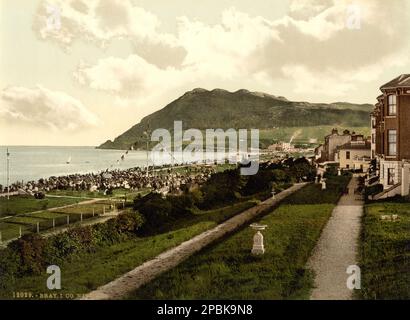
[144,125,151,178]
[6,148,10,200]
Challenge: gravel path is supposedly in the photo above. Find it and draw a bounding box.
[82,183,307,300]
[307,177,364,300]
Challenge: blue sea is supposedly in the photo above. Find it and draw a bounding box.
[0,146,151,185]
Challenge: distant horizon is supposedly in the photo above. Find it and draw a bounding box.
[0,145,98,148]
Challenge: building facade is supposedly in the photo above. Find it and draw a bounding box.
[317,128,352,162]
[338,136,371,171]
[371,74,410,196]
[316,129,370,166]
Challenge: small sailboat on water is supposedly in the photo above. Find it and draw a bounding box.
[66,156,71,164]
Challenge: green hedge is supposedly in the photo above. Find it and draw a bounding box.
[0,211,144,291]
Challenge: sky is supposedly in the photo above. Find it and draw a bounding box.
[0,0,409,146]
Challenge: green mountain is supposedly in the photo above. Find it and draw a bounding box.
[98,88,372,150]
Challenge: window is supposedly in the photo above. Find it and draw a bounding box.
[388,130,397,156]
[388,95,397,115]
[346,151,351,160]
[388,168,395,185]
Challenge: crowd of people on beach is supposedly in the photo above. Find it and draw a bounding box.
[0,164,217,197]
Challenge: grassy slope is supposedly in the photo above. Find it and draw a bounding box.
[0,196,80,217]
[99,88,372,150]
[129,176,350,300]
[0,201,256,298]
[359,201,410,300]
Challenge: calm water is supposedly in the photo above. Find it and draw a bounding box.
[0,146,152,185]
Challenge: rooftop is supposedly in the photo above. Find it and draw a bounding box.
[380,74,410,90]
[338,141,371,151]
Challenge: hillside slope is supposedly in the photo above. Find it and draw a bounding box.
[99,88,372,150]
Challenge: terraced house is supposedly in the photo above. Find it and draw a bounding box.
[371,74,410,198]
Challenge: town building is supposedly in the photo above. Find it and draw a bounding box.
[315,128,370,163]
[268,142,293,152]
[371,74,410,197]
[337,135,371,171]
[319,128,352,162]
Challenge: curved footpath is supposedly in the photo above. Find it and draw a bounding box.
[82,183,307,300]
[307,176,364,300]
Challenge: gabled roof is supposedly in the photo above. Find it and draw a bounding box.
[380,74,410,90]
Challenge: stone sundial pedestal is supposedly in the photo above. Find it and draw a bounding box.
[250,224,268,255]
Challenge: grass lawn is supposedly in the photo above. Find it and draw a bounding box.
[0,223,30,241]
[0,195,80,217]
[358,201,410,300]
[128,176,350,300]
[0,202,112,242]
[0,200,258,298]
[51,203,107,215]
[0,198,127,242]
[5,216,48,225]
[29,211,68,219]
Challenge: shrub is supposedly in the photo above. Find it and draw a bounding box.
[137,195,173,232]
[272,169,289,183]
[242,170,274,195]
[34,192,45,199]
[0,248,20,292]
[168,194,194,217]
[9,234,47,275]
[68,226,95,249]
[324,165,338,178]
[115,212,145,234]
[4,211,145,278]
[198,169,243,209]
[289,157,316,181]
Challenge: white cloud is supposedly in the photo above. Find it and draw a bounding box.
[73,55,192,100]
[177,8,280,71]
[282,50,410,97]
[34,0,410,104]
[0,85,101,130]
[33,0,178,48]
